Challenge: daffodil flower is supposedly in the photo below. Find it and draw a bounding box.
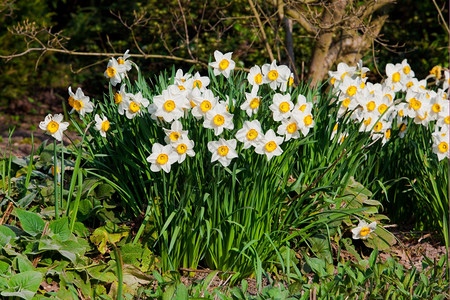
[247,65,263,94]
[240,91,261,117]
[146,143,178,173]
[163,120,189,144]
[277,118,300,141]
[262,60,290,91]
[203,103,234,136]
[191,88,219,120]
[235,120,263,149]
[39,114,69,142]
[172,137,195,164]
[123,92,149,119]
[254,129,284,161]
[269,93,294,121]
[116,50,135,73]
[209,50,235,78]
[153,88,189,122]
[207,138,238,167]
[67,87,94,117]
[351,220,377,240]
[187,72,210,92]
[104,57,125,86]
[94,114,110,138]
[432,130,449,161]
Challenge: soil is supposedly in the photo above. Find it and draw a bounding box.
[1,96,448,294]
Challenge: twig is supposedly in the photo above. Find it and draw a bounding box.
[0,201,14,225]
[431,0,450,34]
[248,0,274,61]
[177,0,195,60]
[0,48,208,68]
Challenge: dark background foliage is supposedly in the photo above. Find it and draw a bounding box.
[0,0,448,111]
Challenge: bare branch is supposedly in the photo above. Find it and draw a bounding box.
[248,0,275,61]
[285,8,318,35]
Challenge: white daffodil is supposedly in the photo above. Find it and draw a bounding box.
[235,120,263,149]
[247,65,263,93]
[432,131,449,161]
[269,93,294,121]
[330,122,340,141]
[146,143,178,173]
[172,137,195,164]
[359,115,376,133]
[104,57,125,86]
[187,72,210,92]
[254,129,283,161]
[174,69,192,85]
[292,94,312,115]
[117,50,135,73]
[380,126,393,145]
[68,87,94,117]
[209,50,235,78]
[295,111,315,137]
[203,103,234,136]
[152,88,189,122]
[207,138,238,167]
[262,60,290,91]
[277,118,300,141]
[351,220,377,240]
[404,91,429,120]
[397,121,409,139]
[328,62,356,87]
[356,60,370,81]
[191,88,219,119]
[339,76,363,100]
[400,59,415,80]
[124,92,149,119]
[280,72,295,92]
[163,120,189,144]
[385,62,404,92]
[94,114,110,138]
[240,91,261,117]
[39,113,70,142]
[115,84,130,115]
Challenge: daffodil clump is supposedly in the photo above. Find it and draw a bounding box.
[328,60,449,161]
[38,49,447,277]
[38,50,325,275]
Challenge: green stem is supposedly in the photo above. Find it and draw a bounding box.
[53,139,59,219]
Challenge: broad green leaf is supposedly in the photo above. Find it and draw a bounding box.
[63,270,92,298]
[0,225,16,247]
[363,226,397,250]
[0,277,8,289]
[15,255,34,273]
[15,208,45,236]
[116,242,154,273]
[162,283,176,300]
[49,217,71,241]
[2,270,43,300]
[16,192,37,208]
[90,226,129,254]
[0,260,10,274]
[86,263,117,283]
[73,222,89,238]
[175,283,188,299]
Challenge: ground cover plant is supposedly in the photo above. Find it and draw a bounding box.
[0,49,449,299]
